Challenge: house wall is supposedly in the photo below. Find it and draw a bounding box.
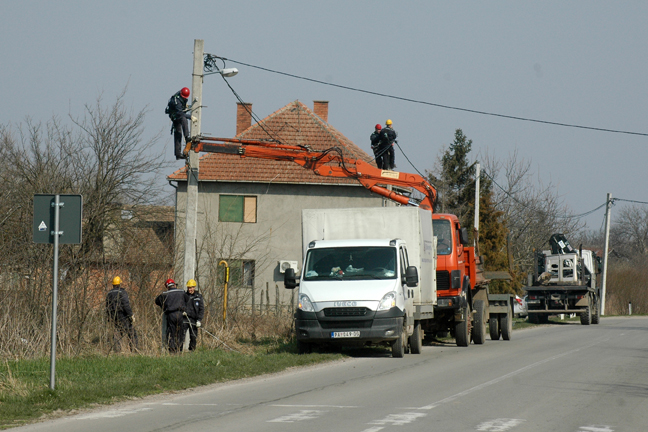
[175,181,384,307]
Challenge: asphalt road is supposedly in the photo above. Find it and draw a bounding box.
[16,317,648,432]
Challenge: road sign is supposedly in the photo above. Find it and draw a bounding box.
[33,194,82,244]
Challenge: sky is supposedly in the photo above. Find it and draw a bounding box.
[2,1,647,231]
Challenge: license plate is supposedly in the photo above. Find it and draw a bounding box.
[331,331,360,338]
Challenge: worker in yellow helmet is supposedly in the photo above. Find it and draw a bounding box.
[379,119,398,170]
[183,279,204,351]
[105,276,138,351]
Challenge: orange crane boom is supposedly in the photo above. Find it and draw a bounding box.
[189,137,437,211]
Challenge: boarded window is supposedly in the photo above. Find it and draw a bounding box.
[219,195,257,223]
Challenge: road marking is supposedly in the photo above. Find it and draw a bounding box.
[271,404,358,408]
[360,427,385,432]
[579,426,614,432]
[419,343,602,410]
[369,412,427,426]
[476,418,526,431]
[74,407,152,420]
[267,409,327,423]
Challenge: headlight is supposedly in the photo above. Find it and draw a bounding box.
[299,294,314,312]
[378,291,396,311]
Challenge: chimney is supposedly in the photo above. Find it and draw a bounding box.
[236,102,252,135]
[313,100,329,123]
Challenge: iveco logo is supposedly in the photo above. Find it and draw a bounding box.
[334,301,357,307]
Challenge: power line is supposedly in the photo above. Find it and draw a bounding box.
[217,56,648,138]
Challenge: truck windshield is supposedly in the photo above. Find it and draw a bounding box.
[303,246,397,281]
[433,219,453,256]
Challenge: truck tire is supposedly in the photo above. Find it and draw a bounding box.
[580,306,592,325]
[489,314,501,340]
[500,310,513,340]
[392,323,406,358]
[410,321,423,354]
[455,307,471,347]
[473,300,487,345]
[297,340,311,355]
[528,313,539,324]
[592,301,601,324]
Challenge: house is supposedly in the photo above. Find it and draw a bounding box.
[168,100,385,309]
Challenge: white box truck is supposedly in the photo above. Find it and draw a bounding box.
[284,207,437,357]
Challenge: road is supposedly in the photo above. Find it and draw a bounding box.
[16,317,648,432]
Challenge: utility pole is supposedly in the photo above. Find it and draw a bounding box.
[182,39,204,286]
[473,162,480,248]
[600,192,612,316]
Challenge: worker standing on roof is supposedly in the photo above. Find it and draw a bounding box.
[165,87,192,160]
[183,279,204,351]
[370,124,386,169]
[380,119,398,170]
[105,276,138,352]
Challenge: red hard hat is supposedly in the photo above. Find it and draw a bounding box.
[165,278,176,288]
[375,124,382,130]
[180,87,190,98]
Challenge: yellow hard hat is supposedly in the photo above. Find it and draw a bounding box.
[385,119,392,126]
[187,279,197,288]
[112,276,122,286]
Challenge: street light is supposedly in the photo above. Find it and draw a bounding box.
[220,68,238,77]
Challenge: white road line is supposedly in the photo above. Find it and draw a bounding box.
[476,418,526,431]
[74,407,152,420]
[360,427,385,432]
[369,412,427,426]
[271,404,358,408]
[580,426,615,432]
[267,409,327,423]
[419,342,605,410]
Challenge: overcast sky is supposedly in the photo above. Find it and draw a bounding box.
[3,1,646,230]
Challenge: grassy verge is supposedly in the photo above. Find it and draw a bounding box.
[0,340,342,429]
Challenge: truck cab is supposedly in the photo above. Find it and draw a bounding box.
[284,238,418,357]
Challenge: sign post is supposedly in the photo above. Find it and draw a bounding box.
[33,194,82,390]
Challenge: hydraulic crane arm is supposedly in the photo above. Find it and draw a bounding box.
[189,137,437,211]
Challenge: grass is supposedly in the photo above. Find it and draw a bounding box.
[0,340,342,429]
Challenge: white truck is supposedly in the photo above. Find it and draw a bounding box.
[283,207,437,357]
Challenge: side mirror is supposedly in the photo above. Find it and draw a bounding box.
[404,265,419,287]
[459,227,469,246]
[284,267,299,289]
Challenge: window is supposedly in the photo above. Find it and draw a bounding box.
[432,219,453,256]
[219,195,257,223]
[220,260,255,287]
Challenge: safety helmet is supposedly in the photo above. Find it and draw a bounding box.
[165,278,176,288]
[112,276,122,286]
[385,119,392,126]
[375,124,382,130]
[186,279,197,288]
[180,87,190,98]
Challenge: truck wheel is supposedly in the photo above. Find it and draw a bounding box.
[297,340,311,355]
[528,313,539,324]
[500,310,513,340]
[410,321,423,354]
[392,326,405,358]
[473,300,487,345]
[580,306,592,325]
[592,301,601,324]
[539,314,550,324]
[489,314,501,340]
[455,308,471,347]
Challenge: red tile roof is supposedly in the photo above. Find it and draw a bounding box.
[169,101,375,185]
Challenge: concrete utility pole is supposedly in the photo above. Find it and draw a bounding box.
[182,39,204,286]
[600,192,612,316]
[473,162,480,248]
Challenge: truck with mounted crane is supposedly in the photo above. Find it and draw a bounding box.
[188,137,513,354]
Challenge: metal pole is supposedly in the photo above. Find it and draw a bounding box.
[473,162,480,248]
[601,193,612,316]
[49,195,61,390]
[182,39,204,286]
[219,261,229,324]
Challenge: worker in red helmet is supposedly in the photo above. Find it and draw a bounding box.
[370,124,386,169]
[165,87,192,160]
[155,278,187,353]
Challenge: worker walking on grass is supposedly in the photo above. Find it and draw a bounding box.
[370,124,386,169]
[155,279,187,353]
[380,119,398,170]
[105,276,138,351]
[165,87,192,160]
[183,279,204,351]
